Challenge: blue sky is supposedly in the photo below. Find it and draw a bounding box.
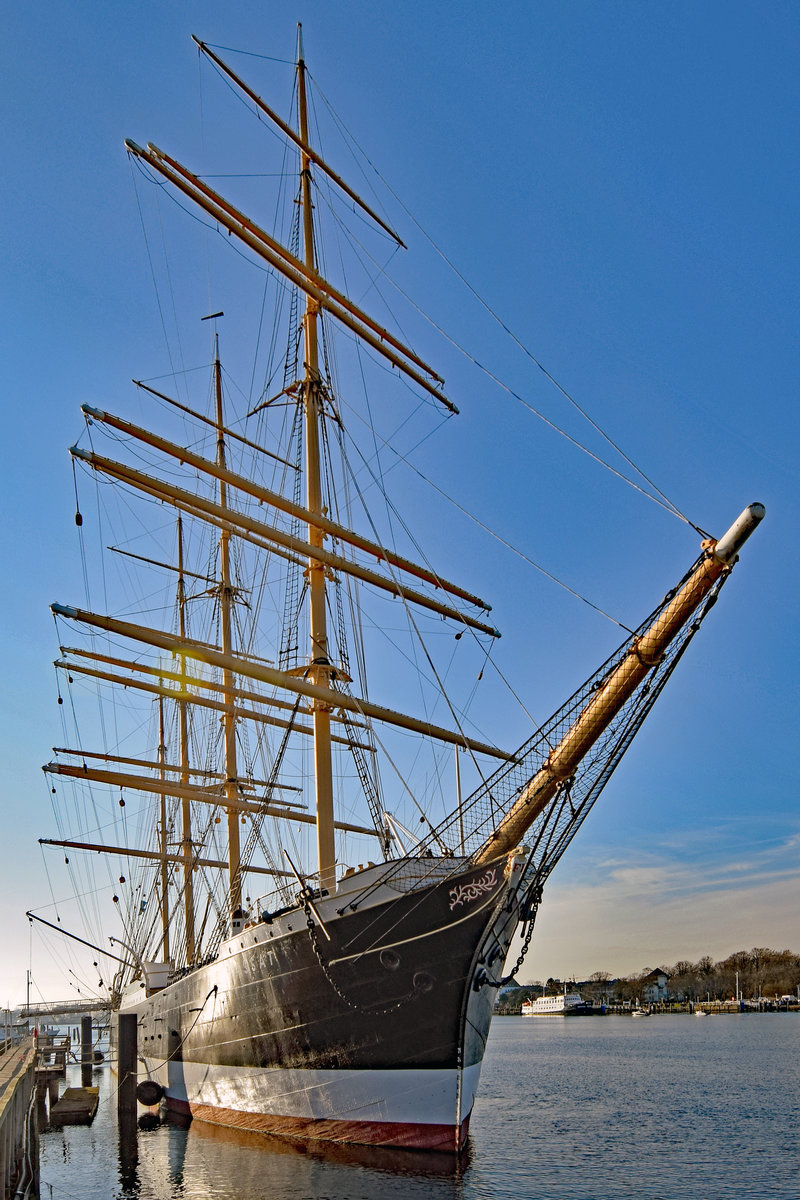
[2,1,798,1005]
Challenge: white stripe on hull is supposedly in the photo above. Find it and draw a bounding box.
[144,1056,482,1135]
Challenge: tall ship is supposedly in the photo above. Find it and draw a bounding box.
[34,31,763,1153]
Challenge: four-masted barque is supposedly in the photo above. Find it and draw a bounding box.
[37,31,763,1152]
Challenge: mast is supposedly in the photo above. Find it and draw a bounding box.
[192,36,407,249]
[474,503,765,865]
[297,26,336,892]
[79,405,491,616]
[213,333,243,918]
[122,144,454,410]
[157,696,170,961]
[50,605,511,760]
[176,517,196,962]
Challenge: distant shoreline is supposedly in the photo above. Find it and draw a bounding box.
[497,999,800,1016]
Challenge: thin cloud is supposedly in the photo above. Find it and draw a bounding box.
[519,837,799,978]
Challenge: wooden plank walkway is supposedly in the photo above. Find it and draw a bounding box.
[0,1037,37,1199]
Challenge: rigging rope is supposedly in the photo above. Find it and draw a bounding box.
[341,408,633,633]
[310,76,705,535]
[202,42,295,65]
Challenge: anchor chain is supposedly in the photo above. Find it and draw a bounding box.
[302,900,427,1016]
[476,883,543,989]
[303,879,542,1006]
[498,916,535,986]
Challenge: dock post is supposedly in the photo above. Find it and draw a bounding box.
[81,1015,93,1087]
[118,1013,138,1118]
[117,1013,139,1190]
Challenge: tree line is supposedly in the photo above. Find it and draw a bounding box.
[520,947,800,1002]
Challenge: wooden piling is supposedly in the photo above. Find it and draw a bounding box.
[81,1016,93,1088]
[117,1014,137,1118]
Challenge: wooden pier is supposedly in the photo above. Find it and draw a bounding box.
[33,1031,71,1115]
[0,1036,37,1200]
[34,1031,70,1072]
[33,1027,101,1127]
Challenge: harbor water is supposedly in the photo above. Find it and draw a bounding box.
[39,1014,799,1199]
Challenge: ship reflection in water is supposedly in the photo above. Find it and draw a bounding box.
[122,1107,471,1199]
[168,1115,470,1186]
[46,1064,472,1200]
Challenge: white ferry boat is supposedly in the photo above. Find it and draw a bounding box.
[521,990,594,1017]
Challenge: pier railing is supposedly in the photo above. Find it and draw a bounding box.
[18,999,108,1020]
[0,1036,37,1200]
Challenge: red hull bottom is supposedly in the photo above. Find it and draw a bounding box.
[168,1096,471,1153]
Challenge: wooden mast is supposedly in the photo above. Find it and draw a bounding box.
[212,333,243,920]
[474,503,765,865]
[55,657,379,751]
[297,25,336,892]
[71,438,499,636]
[50,603,513,760]
[123,140,455,411]
[40,836,291,879]
[43,760,377,834]
[176,517,196,963]
[191,36,407,249]
[157,695,170,962]
[80,405,492,615]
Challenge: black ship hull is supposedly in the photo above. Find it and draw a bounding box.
[121,854,524,1152]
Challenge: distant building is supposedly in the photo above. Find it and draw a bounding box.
[641,969,669,1003]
